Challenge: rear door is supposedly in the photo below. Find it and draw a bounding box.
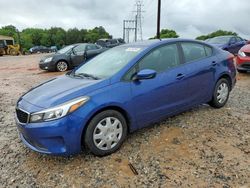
[71,44,87,66]
[179,42,216,105]
[125,43,190,128]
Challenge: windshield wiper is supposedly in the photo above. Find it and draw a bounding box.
[73,73,100,80]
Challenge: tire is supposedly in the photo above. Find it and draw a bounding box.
[84,110,128,156]
[209,78,230,108]
[9,49,18,56]
[56,61,68,72]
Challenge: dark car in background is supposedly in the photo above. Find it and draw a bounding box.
[29,46,52,54]
[207,36,246,55]
[96,38,125,48]
[39,43,106,72]
[50,46,58,52]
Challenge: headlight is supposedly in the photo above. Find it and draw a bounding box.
[29,96,89,123]
[44,57,53,63]
[238,51,246,57]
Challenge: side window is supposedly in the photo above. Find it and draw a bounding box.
[138,44,180,73]
[123,67,137,81]
[95,45,102,49]
[181,42,208,62]
[204,46,213,56]
[87,44,98,50]
[230,37,237,44]
[236,37,242,42]
[6,40,14,45]
[0,40,4,47]
[74,44,86,52]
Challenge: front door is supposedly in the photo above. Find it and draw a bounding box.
[126,43,189,128]
[71,44,87,66]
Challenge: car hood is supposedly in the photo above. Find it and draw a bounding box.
[40,54,55,61]
[241,44,250,53]
[40,53,64,61]
[21,75,109,109]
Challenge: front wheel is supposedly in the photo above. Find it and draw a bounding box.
[84,110,128,156]
[209,78,230,108]
[56,61,68,72]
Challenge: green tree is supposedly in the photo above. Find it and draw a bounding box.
[150,29,179,39]
[47,27,66,48]
[0,25,112,52]
[0,25,18,39]
[85,26,111,43]
[196,30,238,40]
[66,28,82,45]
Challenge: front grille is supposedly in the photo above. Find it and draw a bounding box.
[245,52,250,57]
[242,64,250,69]
[16,108,29,123]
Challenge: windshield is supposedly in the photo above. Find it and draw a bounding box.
[208,36,231,44]
[73,46,143,79]
[57,45,74,54]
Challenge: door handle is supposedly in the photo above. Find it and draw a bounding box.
[211,61,217,66]
[176,73,185,80]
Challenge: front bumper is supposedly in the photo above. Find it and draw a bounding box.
[39,60,56,71]
[236,56,250,71]
[15,109,86,156]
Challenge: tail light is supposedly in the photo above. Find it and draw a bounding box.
[227,53,236,69]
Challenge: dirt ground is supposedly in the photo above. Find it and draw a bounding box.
[0,54,249,188]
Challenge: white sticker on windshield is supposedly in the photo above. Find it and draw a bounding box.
[126,48,141,52]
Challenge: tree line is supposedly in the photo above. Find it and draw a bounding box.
[0,25,241,52]
[152,29,239,40]
[0,25,111,52]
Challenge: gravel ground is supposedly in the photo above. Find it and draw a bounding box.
[0,54,249,188]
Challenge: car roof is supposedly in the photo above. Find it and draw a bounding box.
[120,38,206,48]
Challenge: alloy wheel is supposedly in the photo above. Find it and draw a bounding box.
[56,61,68,72]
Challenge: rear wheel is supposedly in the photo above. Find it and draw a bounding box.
[56,61,68,72]
[209,78,230,108]
[84,110,127,156]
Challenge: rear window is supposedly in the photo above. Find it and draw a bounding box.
[181,42,212,63]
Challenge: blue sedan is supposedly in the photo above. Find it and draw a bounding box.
[15,39,236,156]
[207,35,246,55]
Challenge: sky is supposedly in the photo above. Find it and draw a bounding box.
[0,0,250,40]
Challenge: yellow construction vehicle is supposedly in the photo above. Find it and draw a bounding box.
[0,35,21,56]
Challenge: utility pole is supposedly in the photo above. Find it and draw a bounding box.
[134,0,144,41]
[123,20,137,43]
[122,0,144,42]
[123,20,125,41]
[157,0,161,39]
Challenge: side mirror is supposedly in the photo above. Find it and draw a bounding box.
[133,69,157,81]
